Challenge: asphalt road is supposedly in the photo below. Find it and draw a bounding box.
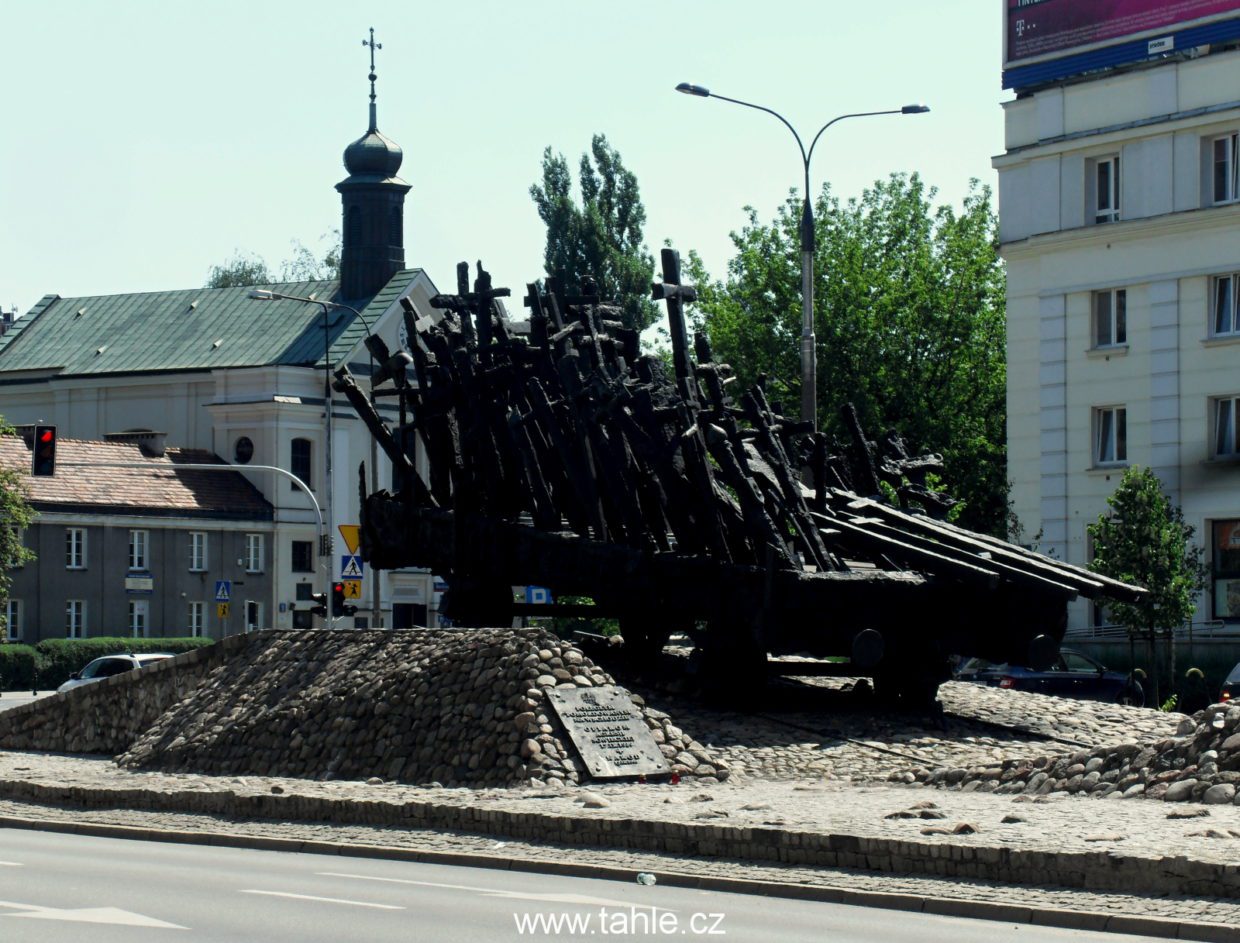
[0,827,1176,942]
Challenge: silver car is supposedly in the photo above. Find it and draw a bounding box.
[56,653,174,693]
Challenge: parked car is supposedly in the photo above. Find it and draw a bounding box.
[1221,661,1240,704]
[955,647,1144,706]
[56,652,174,694]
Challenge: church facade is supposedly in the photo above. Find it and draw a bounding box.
[0,50,443,638]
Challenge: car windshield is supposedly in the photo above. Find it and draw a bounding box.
[1226,662,1240,685]
[82,658,132,679]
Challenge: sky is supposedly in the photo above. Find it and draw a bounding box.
[0,1,1008,322]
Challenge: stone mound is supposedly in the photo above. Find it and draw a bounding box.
[104,629,724,788]
[900,702,1240,804]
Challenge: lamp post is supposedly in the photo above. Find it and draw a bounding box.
[675,83,928,430]
[249,289,376,629]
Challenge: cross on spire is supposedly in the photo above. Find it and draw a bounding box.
[362,27,382,132]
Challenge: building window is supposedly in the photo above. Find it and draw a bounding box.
[1093,155,1120,223]
[291,540,314,573]
[1212,520,1240,620]
[245,600,262,633]
[1213,132,1239,205]
[291,437,312,491]
[234,436,254,464]
[66,600,86,638]
[1092,289,1127,347]
[189,531,207,572]
[66,528,86,569]
[1212,274,1238,337]
[3,599,21,641]
[128,600,148,638]
[1094,406,1127,466]
[129,529,149,570]
[245,533,264,573]
[188,601,206,637]
[1213,396,1240,459]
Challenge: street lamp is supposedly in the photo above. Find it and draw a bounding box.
[676,82,929,430]
[249,289,375,628]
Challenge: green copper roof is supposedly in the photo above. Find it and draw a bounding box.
[0,271,424,377]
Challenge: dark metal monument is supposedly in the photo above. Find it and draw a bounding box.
[335,249,1143,704]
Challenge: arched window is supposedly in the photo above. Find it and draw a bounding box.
[389,205,402,247]
[291,437,312,491]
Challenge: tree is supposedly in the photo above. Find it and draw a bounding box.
[1,415,37,636]
[1088,466,1207,702]
[280,231,342,282]
[204,232,341,289]
[205,250,273,289]
[686,174,1008,534]
[530,134,658,332]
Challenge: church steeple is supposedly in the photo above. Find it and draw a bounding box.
[336,28,410,301]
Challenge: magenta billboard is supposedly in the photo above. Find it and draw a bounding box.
[1005,0,1240,66]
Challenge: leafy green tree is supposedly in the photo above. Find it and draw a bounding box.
[530,134,658,332]
[205,233,341,289]
[1,415,37,636]
[1088,467,1207,690]
[205,250,273,289]
[280,230,342,282]
[686,174,1007,533]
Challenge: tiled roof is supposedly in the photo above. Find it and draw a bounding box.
[0,436,272,520]
[0,271,423,377]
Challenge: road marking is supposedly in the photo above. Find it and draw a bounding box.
[240,890,403,910]
[317,872,665,910]
[0,862,23,867]
[0,900,186,928]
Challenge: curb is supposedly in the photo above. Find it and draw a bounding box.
[1,813,1236,942]
[3,775,1239,903]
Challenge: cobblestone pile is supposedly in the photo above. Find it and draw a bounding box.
[110,630,723,787]
[903,701,1240,804]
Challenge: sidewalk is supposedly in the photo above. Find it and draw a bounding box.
[2,748,1238,933]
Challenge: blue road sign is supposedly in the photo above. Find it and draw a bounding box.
[525,585,553,605]
[341,554,364,578]
[214,580,231,602]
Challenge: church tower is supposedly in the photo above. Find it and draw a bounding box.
[336,29,411,301]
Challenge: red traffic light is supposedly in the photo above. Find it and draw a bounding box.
[31,424,57,477]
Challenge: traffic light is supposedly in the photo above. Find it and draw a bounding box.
[309,591,328,617]
[331,581,358,618]
[31,425,57,477]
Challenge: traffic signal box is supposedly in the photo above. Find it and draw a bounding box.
[310,591,328,617]
[31,425,57,476]
[331,582,358,618]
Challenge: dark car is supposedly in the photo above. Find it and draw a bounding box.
[957,647,1144,706]
[1222,661,1240,704]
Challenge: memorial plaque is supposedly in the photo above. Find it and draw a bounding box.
[546,685,670,779]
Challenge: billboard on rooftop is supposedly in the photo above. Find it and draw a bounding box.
[1003,0,1240,87]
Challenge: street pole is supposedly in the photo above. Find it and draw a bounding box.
[675,83,928,430]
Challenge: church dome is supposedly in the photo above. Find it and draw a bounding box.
[343,129,403,177]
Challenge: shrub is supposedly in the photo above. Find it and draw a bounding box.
[0,644,39,691]
[33,637,214,689]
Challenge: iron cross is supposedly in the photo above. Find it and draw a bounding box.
[363,28,382,104]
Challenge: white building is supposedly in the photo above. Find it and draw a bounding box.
[999,38,1240,631]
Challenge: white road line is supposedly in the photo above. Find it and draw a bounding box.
[0,862,23,867]
[239,890,404,911]
[317,872,665,911]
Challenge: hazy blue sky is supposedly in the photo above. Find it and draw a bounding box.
[0,1,1007,319]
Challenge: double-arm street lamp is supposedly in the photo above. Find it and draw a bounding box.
[675,83,929,430]
[249,289,376,628]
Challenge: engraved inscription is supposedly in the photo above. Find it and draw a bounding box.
[546,686,670,779]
